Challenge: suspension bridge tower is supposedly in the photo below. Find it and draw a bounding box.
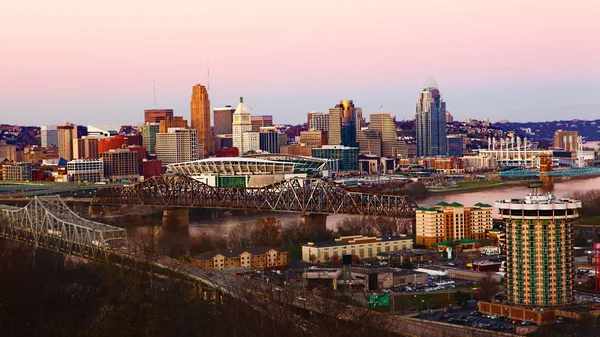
[539,154,554,188]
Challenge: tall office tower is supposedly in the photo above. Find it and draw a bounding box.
[156,128,200,164]
[370,113,401,158]
[445,111,454,123]
[190,84,213,156]
[497,193,581,307]
[141,123,160,155]
[73,136,99,159]
[416,78,447,157]
[57,123,78,160]
[232,97,253,154]
[159,116,188,133]
[308,112,329,131]
[214,106,235,135]
[328,100,358,147]
[251,115,273,132]
[101,149,141,182]
[144,109,174,123]
[41,125,58,147]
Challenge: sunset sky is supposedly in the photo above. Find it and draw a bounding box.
[1,0,599,126]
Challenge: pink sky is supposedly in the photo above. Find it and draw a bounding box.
[1,0,599,125]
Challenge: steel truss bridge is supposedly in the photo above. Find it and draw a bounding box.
[499,166,600,179]
[93,175,418,217]
[0,195,127,260]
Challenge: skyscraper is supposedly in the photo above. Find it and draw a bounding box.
[41,125,58,147]
[190,84,213,156]
[232,97,253,154]
[416,78,447,157]
[328,100,358,147]
[57,123,78,160]
[141,123,160,155]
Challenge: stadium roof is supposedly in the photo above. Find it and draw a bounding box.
[167,157,296,175]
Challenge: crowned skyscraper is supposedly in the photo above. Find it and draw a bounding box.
[416,77,447,157]
[232,97,253,154]
[328,100,358,147]
[190,84,213,156]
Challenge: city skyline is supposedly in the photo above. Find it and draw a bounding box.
[1,0,599,126]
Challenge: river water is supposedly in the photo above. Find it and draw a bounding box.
[122,176,600,253]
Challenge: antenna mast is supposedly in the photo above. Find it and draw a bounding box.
[153,78,156,107]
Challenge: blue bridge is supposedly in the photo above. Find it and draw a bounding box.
[499,167,600,179]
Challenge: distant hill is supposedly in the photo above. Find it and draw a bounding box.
[494,119,600,141]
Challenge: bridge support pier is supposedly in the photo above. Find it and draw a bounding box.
[300,213,328,232]
[162,208,189,228]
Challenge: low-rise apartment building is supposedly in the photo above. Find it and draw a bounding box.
[191,247,288,272]
[302,235,414,264]
[416,202,493,248]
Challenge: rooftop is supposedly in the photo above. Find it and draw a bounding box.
[304,235,411,248]
[191,246,281,260]
[497,192,581,206]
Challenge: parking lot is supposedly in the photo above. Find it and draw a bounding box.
[419,308,525,333]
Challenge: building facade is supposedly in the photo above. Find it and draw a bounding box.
[213,106,235,136]
[67,159,104,182]
[328,100,358,147]
[101,149,140,182]
[357,130,382,156]
[300,130,328,147]
[259,129,281,153]
[57,123,78,160]
[144,109,174,123]
[251,115,273,132]
[308,112,329,131]
[0,141,17,162]
[155,128,200,165]
[302,235,414,263]
[232,97,253,154]
[73,136,99,159]
[447,135,463,157]
[190,84,213,156]
[191,247,288,272]
[416,78,447,157]
[553,130,579,151]
[2,162,32,181]
[415,202,493,247]
[497,193,580,307]
[141,122,160,155]
[159,116,188,133]
[312,145,359,171]
[40,125,58,147]
[242,131,260,153]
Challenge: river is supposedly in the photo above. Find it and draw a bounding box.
[121,176,600,254]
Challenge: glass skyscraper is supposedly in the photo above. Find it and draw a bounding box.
[416,78,447,157]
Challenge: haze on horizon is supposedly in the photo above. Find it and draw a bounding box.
[1,0,599,126]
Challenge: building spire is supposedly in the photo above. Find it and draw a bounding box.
[240,97,244,103]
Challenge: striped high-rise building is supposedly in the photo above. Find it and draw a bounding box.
[497,193,581,307]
